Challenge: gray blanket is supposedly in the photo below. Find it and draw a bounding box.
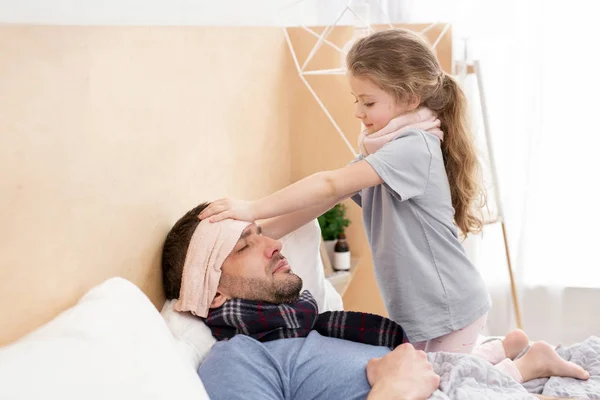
[427,336,600,399]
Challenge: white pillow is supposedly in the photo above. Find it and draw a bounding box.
[162,219,343,368]
[161,298,216,368]
[0,277,209,400]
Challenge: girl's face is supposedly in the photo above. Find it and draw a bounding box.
[348,73,414,134]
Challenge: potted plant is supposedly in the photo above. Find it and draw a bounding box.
[318,203,351,264]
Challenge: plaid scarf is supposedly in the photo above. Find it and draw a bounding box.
[205,291,408,349]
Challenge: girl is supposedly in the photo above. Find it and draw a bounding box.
[199,29,492,354]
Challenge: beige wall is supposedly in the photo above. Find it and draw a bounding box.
[0,26,297,345]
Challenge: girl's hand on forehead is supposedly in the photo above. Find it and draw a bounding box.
[198,198,257,223]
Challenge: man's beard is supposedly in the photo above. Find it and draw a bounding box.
[220,272,303,304]
[267,273,303,304]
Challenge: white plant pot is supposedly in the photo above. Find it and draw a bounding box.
[324,240,336,265]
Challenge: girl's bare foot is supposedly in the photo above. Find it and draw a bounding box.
[502,329,529,359]
[514,341,590,382]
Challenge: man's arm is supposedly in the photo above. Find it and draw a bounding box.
[367,343,440,400]
[198,337,284,400]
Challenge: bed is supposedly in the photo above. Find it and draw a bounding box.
[0,221,598,400]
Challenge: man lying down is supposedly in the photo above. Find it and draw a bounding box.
[161,202,590,400]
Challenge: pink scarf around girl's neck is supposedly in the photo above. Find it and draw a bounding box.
[358,107,444,156]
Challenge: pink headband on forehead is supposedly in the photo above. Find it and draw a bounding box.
[174,218,251,318]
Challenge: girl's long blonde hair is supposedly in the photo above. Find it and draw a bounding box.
[347,29,486,236]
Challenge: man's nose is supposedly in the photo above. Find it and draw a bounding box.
[263,235,282,258]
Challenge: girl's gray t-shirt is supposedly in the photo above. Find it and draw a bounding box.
[352,129,490,342]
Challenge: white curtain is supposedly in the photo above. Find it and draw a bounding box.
[382,0,600,343]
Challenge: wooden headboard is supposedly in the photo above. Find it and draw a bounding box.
[0,26,297,345]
